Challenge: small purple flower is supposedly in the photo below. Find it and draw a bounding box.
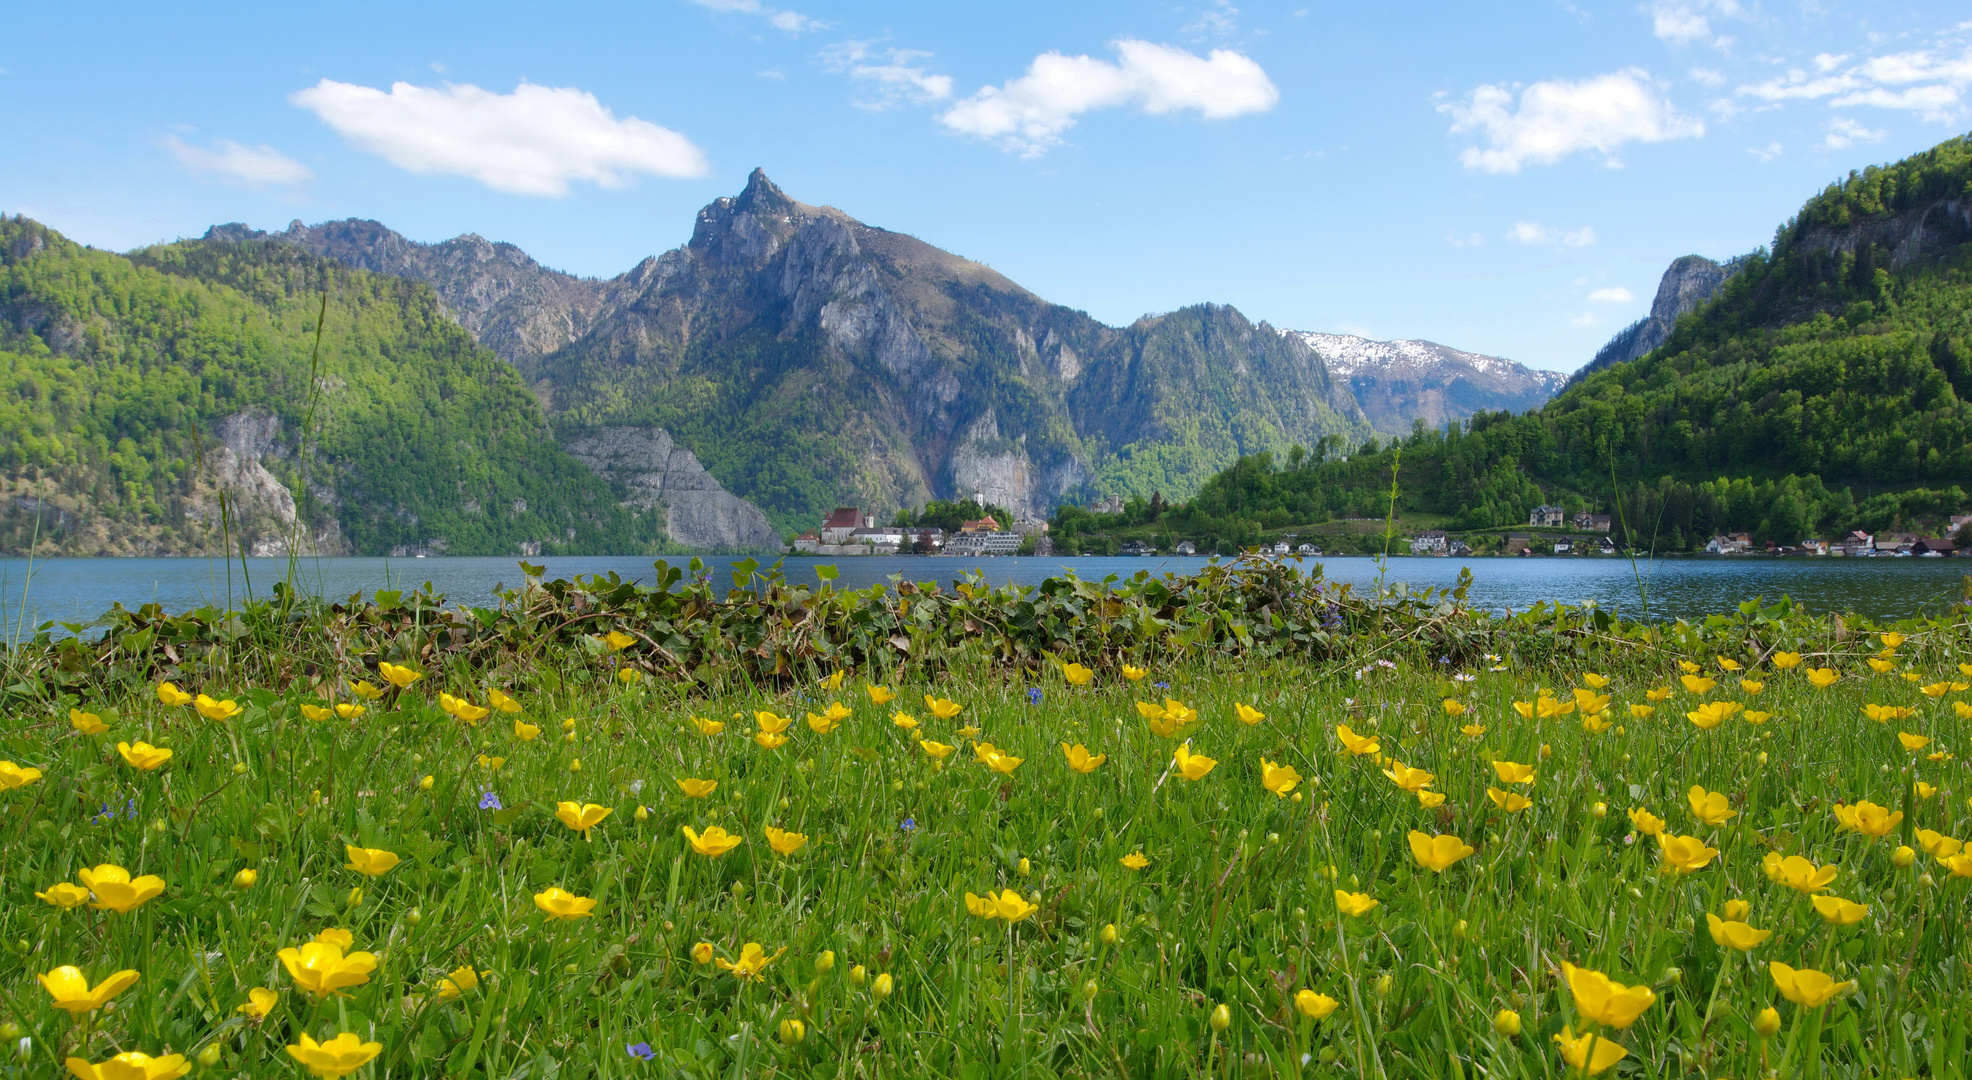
[1152,681,1170,690]
[1026,687,1043,705]
[900,817,917,833]
[626,1042,656,1061]
[479,791,503,810]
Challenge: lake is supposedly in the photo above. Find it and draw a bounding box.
[2,552,1966,638]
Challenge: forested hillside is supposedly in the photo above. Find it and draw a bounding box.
[0,218,656,556]
[1132,133,1972,552]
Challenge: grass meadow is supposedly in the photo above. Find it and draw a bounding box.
[2,601,1970,1079]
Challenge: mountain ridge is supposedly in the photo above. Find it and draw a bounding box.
[1292,332,1568,435]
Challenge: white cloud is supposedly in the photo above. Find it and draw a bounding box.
[1650,0,1740,49]
[166,137,313,187]
[1822,116,1886,150]
[1747,140,1783,160]
[822,42,953,109]
[1440,68,1703,173]
[1446,231,1487,247]
[1507,221,1596,247]
[291,80,708,196]
[1739,39,1972,122]
[1587,287,1634,303]
[1183,0,1239,37]
[687,0,824,34]
[1570,312,1599,327]
[1689,66,1727,87]
[939,39,1278,157]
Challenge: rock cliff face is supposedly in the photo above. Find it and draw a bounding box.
[1575,256,1738,383]
[1791,196,1972,270]
[226,169,1372,529]
[562,427,778,550]
[1293,333,1567,434]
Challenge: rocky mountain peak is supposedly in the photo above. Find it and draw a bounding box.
[1294,332,1566,435]
[1573,254,1739,384]
[735,167,796,217]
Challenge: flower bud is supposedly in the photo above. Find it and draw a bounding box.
[1919,873,1936,888]
[1722,898,1749,921]
[693,942,714,965]
[1893,845,1915,868]
[1100,923,1120,945]
[1374,974,1393,999]
[562,717,577,731]
[569,759,582,772]
[816,950,835,974]
[1754,1006,1781,1039]
[198,1043,223,1067]
[634,805,650,823]
[233,868,258,889]
[1209,1003,1231,1032]
[850,964,867,986]
[1493,1009,1521,1037]
[1018,857,1031,877]
[419,775,434,791]
[346,886,363,909]
[1081,979,1099,1001]
[778,1018,806,1045]
[1591,802,1607,819]
[232,762,248,775]
[407,907,422,926]
[1452,919,1468,941]
[872,973,894,1000]
[1757,751,1769,765]
[0,1023,18,1041]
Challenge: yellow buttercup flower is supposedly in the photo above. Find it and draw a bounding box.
[1061,662,1094,686]
[69,708,108,734]
[1560,961,1656,1029]
[1645,685,1672,702]
[1861,703,1913,723]
[1511,700,1535,720]
[819,670,845,690]
[277,936,377,998]
[476,754,506,771]
[676,777,717,798]
[1235,702,1266,725]
[1582,673,1609,688]
[513,719,541,741]
[867,685,895,705]
[39,966,140,1013]
[1294,990,1340,1019]
[717,942,789,980]
[533,888,596,919]
[1810,895,1869,925]
[377,662,421,688]
[1867,657,1896,674]
[1916,829,1962,857]
[453,698,489,723]
[1416,789,1448,808]
[1572,688,1610,716]
[690,716,725,735]
[1743,710,1770,724]
[1832,799,1902,838]
[1061,743,1107,773]
[1769,962,1852,1007]
[343,846,401,877]
[347,680,385,701]
[194,693,241,721]
[286,1032,383,1079]
[237,986,278,1019]
[1172,744,1217,781]
[61,1052,191,1080]
[891,711,920,732]
[1381,760,1434,793]
[1770,651,1803,669]
[1553,1027,1627,1076]
[1260,759,1302,797]
[1762,852,1839,892]
[1143,710,1185,738]
[117,741,172,771]
[754,711,793,734]
[488,688,522,713]
[1626,703,1654,719]
[1705,913,1772,951]
[1460,723,1487,738]
[1657,834,1720,874]
[1915,781,1937,800]
[1487,787,1533,812]
[919,739,957,761]
[1716,655,1742,672]
[1677,660,1701,674]
[156,681,193,707]
[1441,698,1467,717]
[754,731,789,749]
[1120,852,1149,870]
[683,825,743,857]
[1898,732,1933,752]
[1806,667,1839,689]
[37,882,91,909]
[1878,632,1904,649]
[987,889,1039,922]
[616,668,642,684]
[1121,664,1148,681]
[925,696,963,719]
[1333,890,1378,917]
[764,826,809,856]
[1685,701,1742,729]
[982,747,1025,774]
[1536,696,1575,719]
[435,965,479,1002]
[76,864,166,913]
[1680,673,1717,695]
[1491,760,1535,784]
[1628,807,1665,836]
[1687,785,1736,825]
[555,802,613,838]
[1407,831,1474,873]
[805,711,843,734]
[603,630,636,651]
[1334,724,1380,755]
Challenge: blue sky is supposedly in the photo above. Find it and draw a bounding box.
[4,1,1969,371]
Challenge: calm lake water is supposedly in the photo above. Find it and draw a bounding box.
[1,553,1966,637]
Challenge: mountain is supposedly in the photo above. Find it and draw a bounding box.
[1291,332,1568,435]
[0,216,756,557]
[1573,255,1741,383]
[216,170,1371,530]
[1173,132,1972,547]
